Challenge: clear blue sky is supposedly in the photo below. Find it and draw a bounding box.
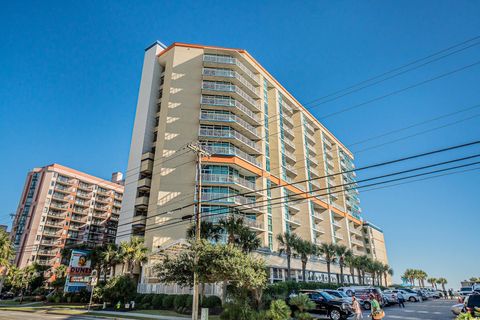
[1,1,479,287]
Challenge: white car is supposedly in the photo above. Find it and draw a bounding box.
[451,303,465,316]
[384,289,420,302]
[460,286,474,297]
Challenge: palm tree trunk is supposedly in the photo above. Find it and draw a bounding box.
[327,262,331,284]
[339,264,344,285]
[351,268,356,285]
[302,260,307,282]
[286,254,291,281]
[384,273,388,287]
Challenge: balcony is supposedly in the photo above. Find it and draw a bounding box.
[306,143,317,156]
[76,192,92,200]
[72,207,88,215]
[74,200,90,208]
[323,139,333,150]
[284,150,296,164]
[94,205,109,212]
[308,156,319,167]
[332,220,343,229]
[305,122,316,134]
[71,215,86,222]
[286,218,301,229]
[132,215,146,231]
[47,211,66,219]
[203,54,259,84]
[52,193,70,202]
[283,125,295,140]
[140,154,154,174]
[199,127,261,154]
[284,164,297,177]
[312,212,324,222]
[201,173,256,193]
[202,68,260,98]
[97,190,112,197]
[50,202,68,210]
[350,228,363,236]
[37,259,53,266]
[326,158,335,169]
[200,95,260,124]
[310,179,322,191]
[309,167,321,178]
[54,185,71,193]
[313,226,325,234]
[334,233,344,240]
[45,220,63,228]
[199,111,260,140]
[43,230,62,237]
[77,183,93,191]
[202,144,260,168]
[96,197,111,205]
[351,238,364,247]
[38,250,56,256]
[283,137,295,151]
[135,196,149,209]
[287,202,300,213]
[138,177,152,191]
[93,211,108,219]
[204,213,264,232]
[201,193,263,214]
[281,102,295,115]
[201,81,259,111]
[41,239,60,246]
[56,177,75,186]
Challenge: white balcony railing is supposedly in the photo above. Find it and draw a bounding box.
[202,81,259,111]
[199,127,260,153]
[201,95,260,123]
[199,111,259,138]
[202,68,259,97]
[203,54,259,83]
[201,173,256,191]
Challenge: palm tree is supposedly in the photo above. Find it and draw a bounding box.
[427,277,437,289]
[437,278,448,293]
[403,269,416,286]
[356,255,371,285]
[365,259,379,286]
[119,237,148,276]
[292,238,316,282]
[237,227,260,253]
[416,270,428,288]
[186,221,222,242]
[317,243,337,284]
[383,264,393,287]
[345,254,358,285]
[99,243,120,281]
[219,216,246,244]
[335,244,352,285]
[276,232,300,281]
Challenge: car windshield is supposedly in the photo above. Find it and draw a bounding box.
[320,292,335,300]
[335,291,349,298]
[461,287,472,292]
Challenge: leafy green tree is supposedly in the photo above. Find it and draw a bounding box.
[0,230,14,293]
[292,238,315,283]
[276,232,299,281]
[102,275,137,304]
[317,243,337,284]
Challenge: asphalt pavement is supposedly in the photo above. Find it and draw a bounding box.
[368,298,456,320]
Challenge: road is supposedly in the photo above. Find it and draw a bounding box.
[371,299,456,320]
[0,310,105,320]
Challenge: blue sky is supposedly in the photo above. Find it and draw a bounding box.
[1,1,479,286]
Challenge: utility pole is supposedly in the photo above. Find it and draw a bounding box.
[187,142,210,320]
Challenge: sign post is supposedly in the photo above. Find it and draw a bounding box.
[88,269,98,311]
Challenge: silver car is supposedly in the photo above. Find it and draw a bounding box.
[451,303,465,315]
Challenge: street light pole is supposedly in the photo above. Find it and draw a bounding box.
[187,142,210,320]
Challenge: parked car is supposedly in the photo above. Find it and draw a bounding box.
[343,287,384,310]
[289,290,353,320]
[451,303,466,316]
[323,289,353,304]
[382,293,397,305]
[464,293,480,317]
[416,290,429,301]
[460,286,475,297]
[384,289,420,302]
[0,292,14,300]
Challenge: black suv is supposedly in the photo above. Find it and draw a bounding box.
[465,293,480,317]
[288,290,353,320]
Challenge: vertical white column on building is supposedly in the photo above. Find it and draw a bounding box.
[116,41,167,243]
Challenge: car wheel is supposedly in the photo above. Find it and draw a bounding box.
[330,309,342,320]
[409,296,416,302]
[363,302,371,310]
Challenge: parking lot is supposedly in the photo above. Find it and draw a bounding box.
[365,299,455,320]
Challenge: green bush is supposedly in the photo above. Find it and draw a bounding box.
[220,302,256,320]
[162,295,174,309]
[202,295,222,308]
[141,293,154,305]
[102,275,137,304]
[152,294,165,309]
[266,300,291,320]
[185,295,194,309]
[174,294,189,311]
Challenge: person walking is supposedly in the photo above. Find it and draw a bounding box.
[352,295,363,320]
[397,292,405,308]
[369,294,384,319]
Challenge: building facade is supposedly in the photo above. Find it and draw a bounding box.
[11,164,124,268]
[118,42,389,288]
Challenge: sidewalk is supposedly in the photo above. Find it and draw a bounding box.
[89,310,188,320]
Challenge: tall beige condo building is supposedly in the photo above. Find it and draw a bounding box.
[118,42,389,289]
[11,164,124,268]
